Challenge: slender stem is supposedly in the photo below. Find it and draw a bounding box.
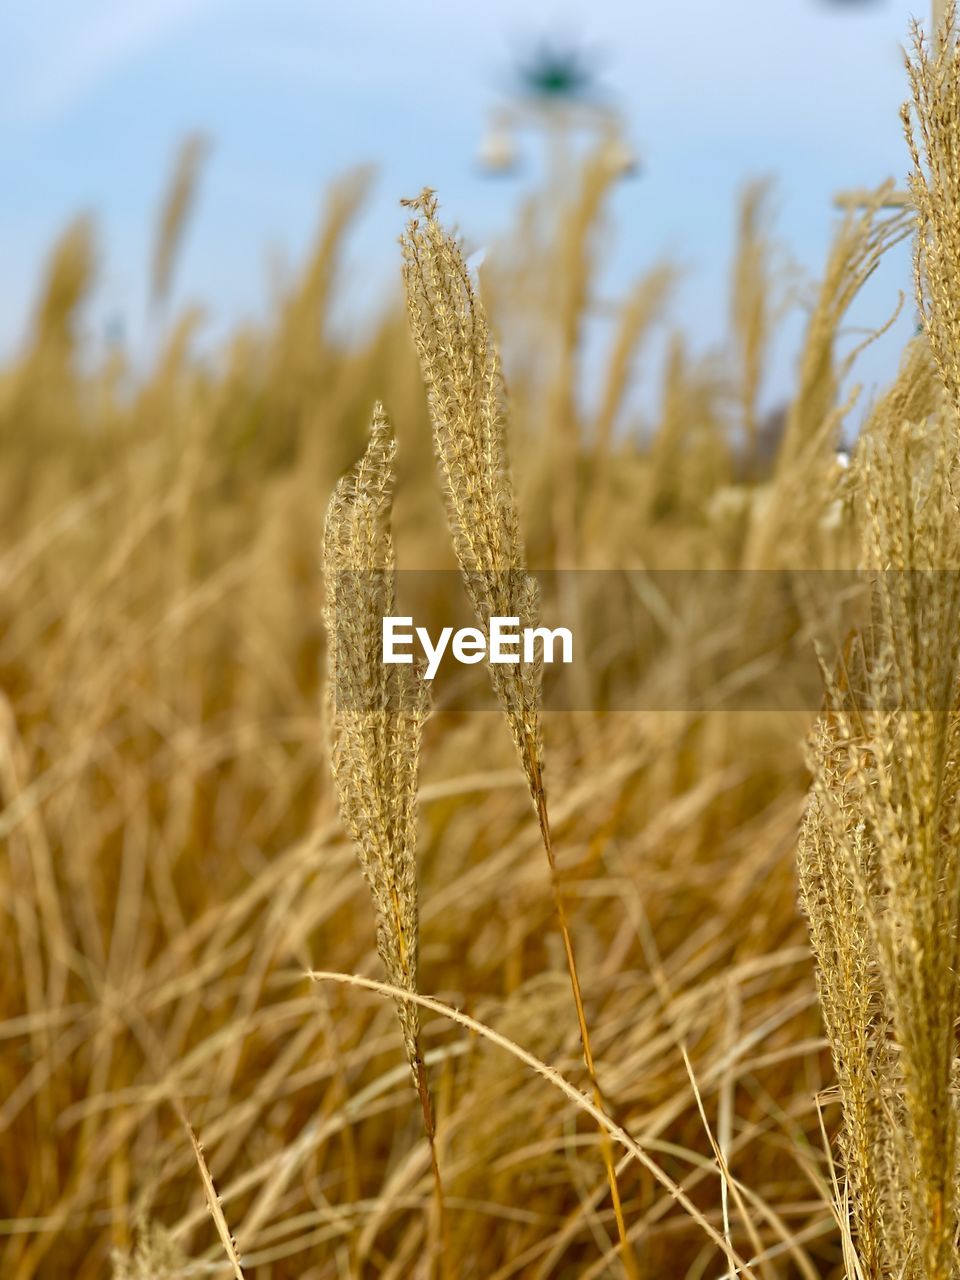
[413,1044,453,1280]
[386,876,452,1273]
[526,742,640,1279]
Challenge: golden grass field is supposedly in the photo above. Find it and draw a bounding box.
[6,11,960,1279]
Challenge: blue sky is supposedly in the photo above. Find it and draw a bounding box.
[0,0,938,420]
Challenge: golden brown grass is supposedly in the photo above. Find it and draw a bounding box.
[799,391,960,1280]
[797,9,960,1279]
[904,1,960,414]
[322,405,448,1269]
[401,188,636,1275]
[151,135,209,312]
[5,12,960,1277]
[731,179,778,475]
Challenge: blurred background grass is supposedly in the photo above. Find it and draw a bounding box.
[0,2,929,1276]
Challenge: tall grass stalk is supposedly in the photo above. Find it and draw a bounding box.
[799,10,960,1277]
[321,405,448,1269]
[400,190,639,1275]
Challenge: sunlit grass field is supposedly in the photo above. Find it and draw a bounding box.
[5,14,960,1277]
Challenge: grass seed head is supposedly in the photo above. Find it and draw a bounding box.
[400,192,544,790]
[322,404,428,1067]
[904,2,960,411]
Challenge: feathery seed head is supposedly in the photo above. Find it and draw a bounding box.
[904,2,960,411]
[400,196,544,790]
[322,404,428,1067]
